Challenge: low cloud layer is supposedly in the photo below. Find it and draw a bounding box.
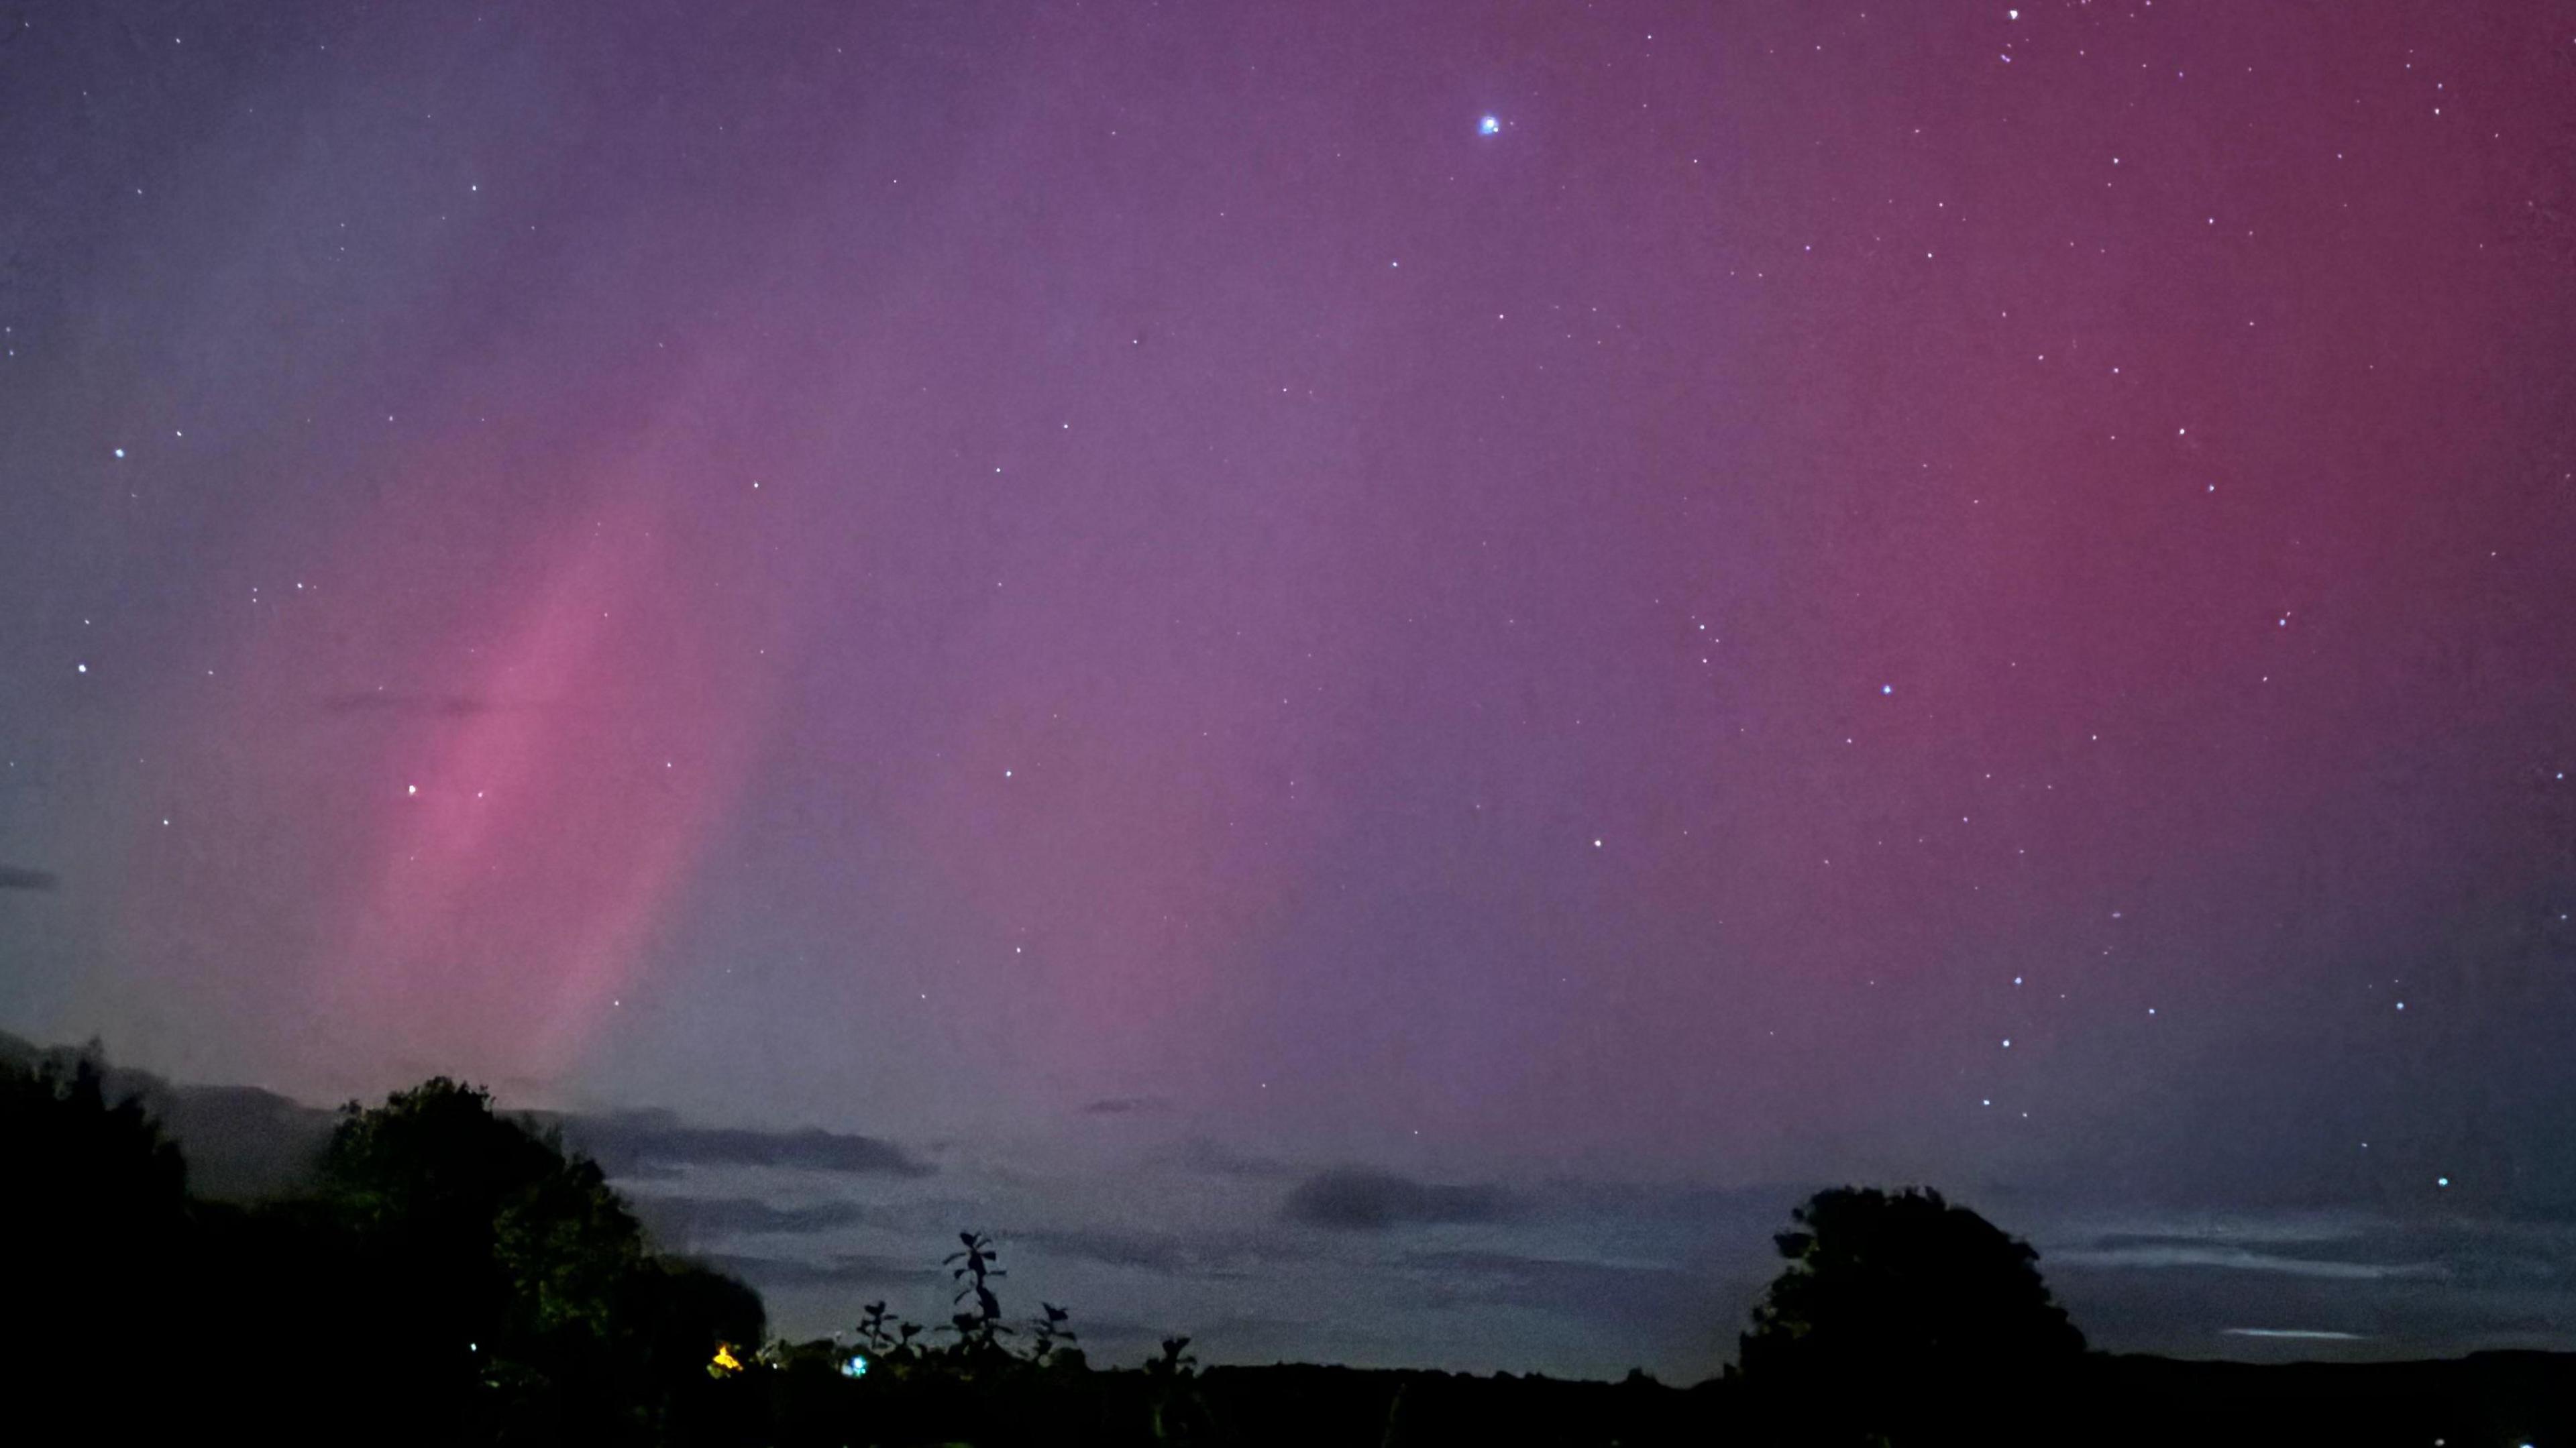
[696,1249,947,1292]
[1161,1137,1295,1179]
[2050,1241,2444,1282]
[2038,1209,2576,1359]
[11,1032,2576,1376]
[1281,1168,1512,1231]
[628,1194,893,1244]
[548,1109,935,1180]
[1021,1225,1311,1279]
[0,1034,937,1199]
[1078,1096,1167,1116]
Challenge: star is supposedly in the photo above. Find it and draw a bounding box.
[1479,115,1501,135]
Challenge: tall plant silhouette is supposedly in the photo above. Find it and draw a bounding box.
[1144,1335,1197,1379]
[1143,1336,1210,1445]
[943,1230,1014,1355]
[1026,1301,1078,1364]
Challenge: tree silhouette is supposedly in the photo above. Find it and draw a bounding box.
[0,1048,195,1433]
[320,1077,761,1444]
[1736,1186,2086,1444]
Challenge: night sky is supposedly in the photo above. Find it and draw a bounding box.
[6,1,2576,1376]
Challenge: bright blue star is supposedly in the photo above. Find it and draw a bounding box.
[1479,115,1501,135]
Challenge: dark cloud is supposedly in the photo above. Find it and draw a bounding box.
[547,1108,934,1180]
[1020,1225,1312,1278]
[1024,1226,1193,1273]
[318,691,494,718]
[1395,1247,1724,1336]
[694,1250,947,1291]
[0,866,58,891]
[627,1194,892,1243]
[1161,1137,1295,1180]
[1281,1168,1512,1231]
[1078,1096,1166,1116]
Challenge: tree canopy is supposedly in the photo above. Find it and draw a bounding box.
[1737,1186,2086,1443]
[317,1077,763,1443]
[0,1048,196,1431]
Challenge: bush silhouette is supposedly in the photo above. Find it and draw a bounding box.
[1736,1186,2085,1443]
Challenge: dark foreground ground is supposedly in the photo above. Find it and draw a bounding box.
[731,1351,2574,1447]
[17,1345,2570,1445]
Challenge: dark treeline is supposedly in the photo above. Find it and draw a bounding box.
[3,1053,759,1444]
[3,1046,2571,1446]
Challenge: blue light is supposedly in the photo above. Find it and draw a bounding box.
[1479,115,1501,135]
[841,1354,869,1378]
